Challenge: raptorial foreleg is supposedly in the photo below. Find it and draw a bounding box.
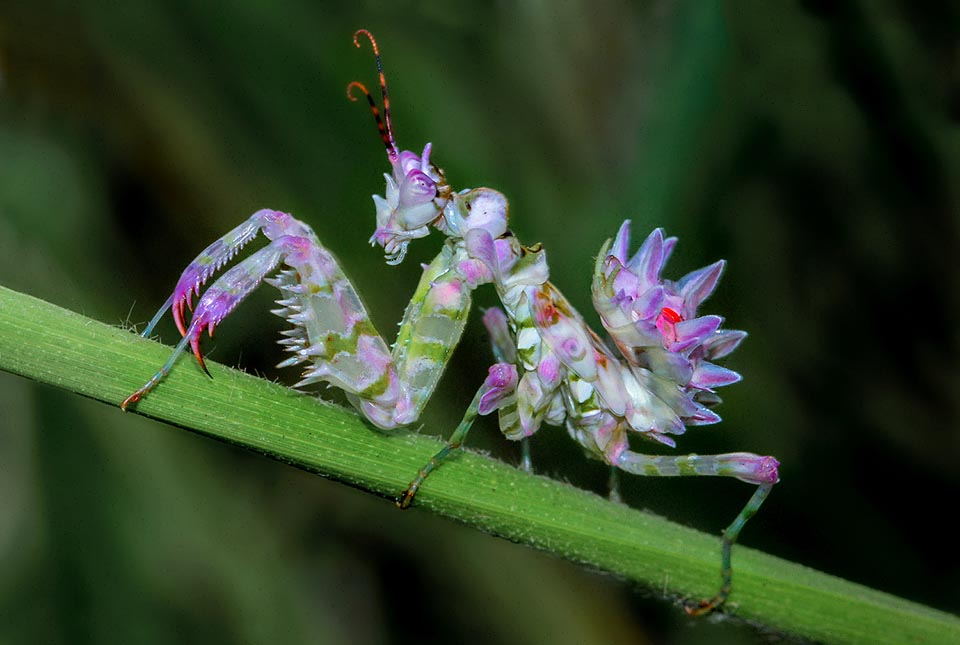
[140,209,315,338]
[122,232,319,408]
[123,208,406,418]
[381,244,475,427]
[120,208,313,410]
[124,213,481,435]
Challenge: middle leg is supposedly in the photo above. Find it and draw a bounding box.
[398,362,518,508]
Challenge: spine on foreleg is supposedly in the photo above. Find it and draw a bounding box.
[269,244,406,429]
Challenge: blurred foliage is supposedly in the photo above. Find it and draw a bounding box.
[0,1,958,643]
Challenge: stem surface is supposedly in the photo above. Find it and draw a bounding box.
[1,285,957,644]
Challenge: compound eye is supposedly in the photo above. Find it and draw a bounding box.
[399,170,437,207]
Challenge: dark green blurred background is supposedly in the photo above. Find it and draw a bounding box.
[1,2,958,643]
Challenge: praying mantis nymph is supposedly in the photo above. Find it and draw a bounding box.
[122,29,779,616]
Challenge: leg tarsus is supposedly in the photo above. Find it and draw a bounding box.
[397,439,463,509]
[685,481,776,615]
[121,335,193,410]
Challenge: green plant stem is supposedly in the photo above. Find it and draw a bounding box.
[1,284,957,644]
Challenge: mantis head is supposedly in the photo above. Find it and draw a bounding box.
[348,29,451,265]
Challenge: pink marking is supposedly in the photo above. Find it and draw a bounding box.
[372,228,393,246]
[420,143,432,169]
[457,259,493,287]
[335,286,366,336]
[560,337,584,359]
[537,353,561,385]
[611,221,631,263]
[261,210,294,239]
[655,307,682,346]
[608,258,639,299]
[396,150,422,177]
[722,454,780,484]
[429,280,463,310]
[598,418,628,463]
[494,238,516,271]
[478,363,518,415]
[533,292,558,327]
[482,306,509,335]
[357,334,391,372]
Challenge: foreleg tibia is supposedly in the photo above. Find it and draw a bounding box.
[141,209,313,338]
[122,232,312,409]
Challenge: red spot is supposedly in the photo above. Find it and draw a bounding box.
[534,291,559,326]
[660,307,682,323]
[120,390,143,411]
[656,307,683,346]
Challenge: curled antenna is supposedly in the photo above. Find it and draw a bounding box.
[348,29,398,161]
[347,81,396,160]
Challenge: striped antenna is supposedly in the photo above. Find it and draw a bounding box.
[348,29,398,161]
